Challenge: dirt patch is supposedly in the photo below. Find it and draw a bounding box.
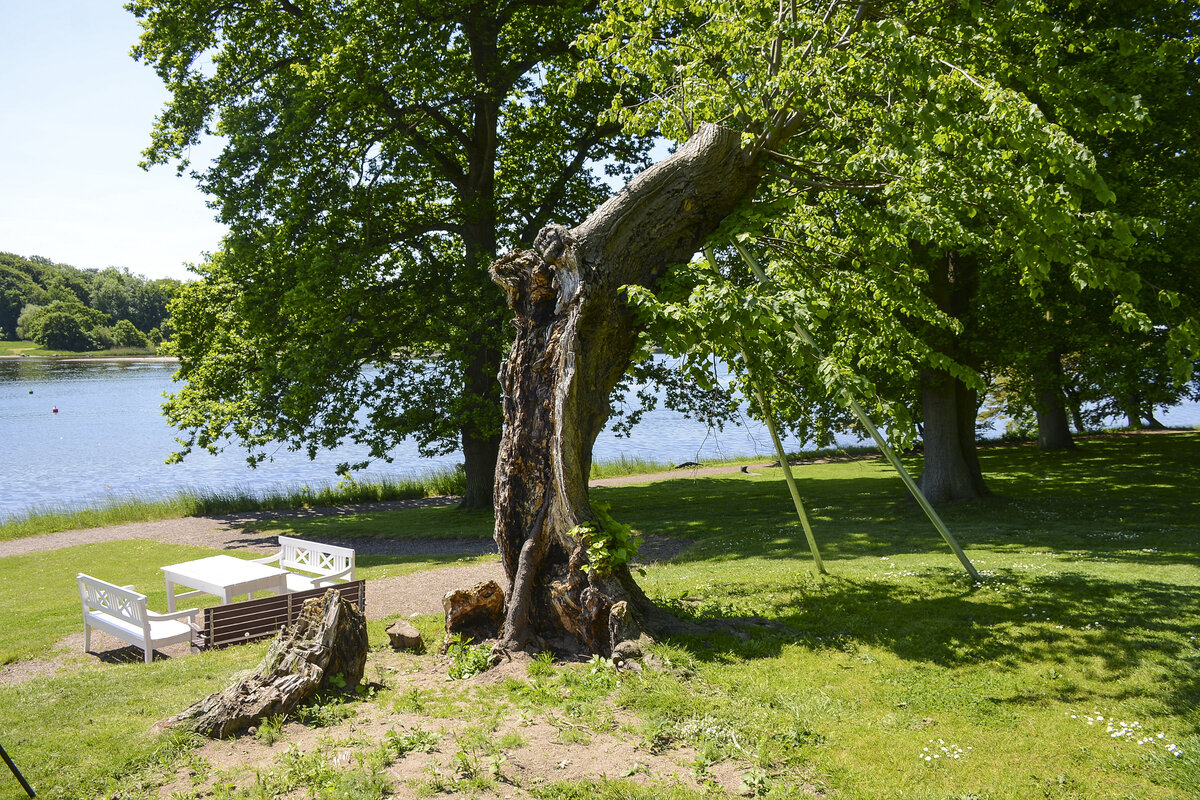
[154,648,779,799]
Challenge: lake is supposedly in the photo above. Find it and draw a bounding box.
[2,357,1197,521]
[0,357,823,520]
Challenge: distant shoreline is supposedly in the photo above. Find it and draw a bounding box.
[0,354,178,363]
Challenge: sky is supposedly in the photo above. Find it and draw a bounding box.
[0,1,225,281]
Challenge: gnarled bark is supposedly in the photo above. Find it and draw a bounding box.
[164,590,367,739]
[487,124,762,655]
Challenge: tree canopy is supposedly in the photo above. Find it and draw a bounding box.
[130,0,650,503]
[609,0,1200,496]
[474,0,1200,655]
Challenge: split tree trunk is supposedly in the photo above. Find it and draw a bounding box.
[164,590,368,739]
[488,124,761,656]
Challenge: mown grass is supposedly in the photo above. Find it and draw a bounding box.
[1,432,1197,799]
[0,538,494,665]
[0,340,160,358]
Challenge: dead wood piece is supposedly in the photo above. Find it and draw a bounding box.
[386,620,424,652]
[164,589,368,739]
[443,580,505,650]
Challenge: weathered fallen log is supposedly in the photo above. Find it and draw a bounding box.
[163,589,367,739]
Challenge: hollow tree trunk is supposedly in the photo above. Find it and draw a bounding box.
[1034,349,1076,451]
[488,124,761,656]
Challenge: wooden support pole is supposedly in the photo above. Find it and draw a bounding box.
[733,241,981,582]
[707,246,827,574]
[742,345,828,575]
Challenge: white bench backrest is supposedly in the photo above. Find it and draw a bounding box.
[78,574,149,634]
[278,536,354,577]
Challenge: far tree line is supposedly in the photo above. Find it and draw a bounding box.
[0,251,182,352]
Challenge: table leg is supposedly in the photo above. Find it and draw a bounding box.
[166,578,177,612]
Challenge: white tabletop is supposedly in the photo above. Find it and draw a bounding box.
[162,554,290,610]
[162,555,287,583]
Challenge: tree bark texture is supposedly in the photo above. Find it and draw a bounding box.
[917,250,989,503]
[1034,349,1076,451]
[165,590,367,739]
[488,124,761,655]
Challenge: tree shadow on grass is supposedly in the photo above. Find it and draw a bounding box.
[605,433,1200,564]
[663,570,1200,722]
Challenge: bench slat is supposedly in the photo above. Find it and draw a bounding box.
[196,581,366,649]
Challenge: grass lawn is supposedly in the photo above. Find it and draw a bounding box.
[0,432,1196,799]
[0,340,161,358]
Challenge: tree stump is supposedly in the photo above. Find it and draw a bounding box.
[164,589,368,739]
[442,580,505,650]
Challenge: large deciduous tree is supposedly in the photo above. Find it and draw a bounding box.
[483,0,1200,655]
[130,0,647,506]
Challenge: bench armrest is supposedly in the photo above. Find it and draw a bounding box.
[312,566,354,586]
[148,607,199,623]
[253,552,282,565]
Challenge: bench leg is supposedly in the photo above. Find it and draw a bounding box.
[144,646,154,664]
[83,622,91,653]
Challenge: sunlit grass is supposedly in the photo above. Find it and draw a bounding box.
[0,339,160,357]
[1,432,1197,798]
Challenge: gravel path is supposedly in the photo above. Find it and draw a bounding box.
[0,463,754,559]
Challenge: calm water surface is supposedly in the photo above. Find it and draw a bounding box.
[3,358,1197,521]
[0,358,816,520]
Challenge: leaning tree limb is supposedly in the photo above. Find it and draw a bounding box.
[485,123,764,657]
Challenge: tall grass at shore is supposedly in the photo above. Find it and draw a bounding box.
[0,468,466,541]
[589,453,676,478]
[0,446,920,541]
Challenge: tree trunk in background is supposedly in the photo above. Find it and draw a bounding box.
[1035,350,1076,451]
[917,250,989,504]
[918,370,990,503]
[487,124,761,655]
[459,331,502,509]
[1063,386,1087,433]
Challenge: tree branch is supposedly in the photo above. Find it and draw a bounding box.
[517,120,625,244]
[370,87,468,191]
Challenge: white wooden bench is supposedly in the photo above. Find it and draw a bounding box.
[253,536,356,593]
[77,573,198,664]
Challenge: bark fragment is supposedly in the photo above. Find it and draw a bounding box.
[164,589,367,739]
[442,580,506,649]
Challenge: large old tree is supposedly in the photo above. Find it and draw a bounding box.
[482,0,1200,654]
[130,0,648,507]
[489,124,767,652]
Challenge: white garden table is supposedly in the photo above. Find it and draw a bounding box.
[162,555,289,612]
